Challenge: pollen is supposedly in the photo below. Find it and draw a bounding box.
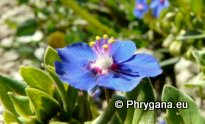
[96,36,101,40]
[89,41,96,47]
[102,44,109,49]
[103,34,108,39]
[108,37,115,44]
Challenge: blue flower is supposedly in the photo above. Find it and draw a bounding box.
[55,35,162,92]
[134,0,149,19]
[150,0,169,17]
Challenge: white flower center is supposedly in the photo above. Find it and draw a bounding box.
[94,56,113,69]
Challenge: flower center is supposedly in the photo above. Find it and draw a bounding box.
[89,34,115,75]
[136,3,144,10]
[95,56,113,69]
[90,55,113,75]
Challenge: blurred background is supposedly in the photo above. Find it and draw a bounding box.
[0,0,205,123]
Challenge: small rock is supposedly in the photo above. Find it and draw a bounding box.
[34,47,45,60]
[11,71,22,81]
[0,104,3,114]
[17,31,43,43]
[0,104,3,123]
[0,37,13,47]
[175,58,198,73]
[1,50,19,62]
[0,48,4,56]
[22,59,33,65]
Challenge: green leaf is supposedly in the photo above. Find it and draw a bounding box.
[20,66,54,95]
[125,78,156,124]
[44,46,61,66]
[3,111,19,124]
[18,116,42,124]
[169,0,189,8]
[175,12,184,30]
[47,68,71,118]
[0,74,27,95]
[8,92,33,118]
[49,122,69,124]
[190,0,204,15]
[16,18,38,36]
[0,80,17,116]
[193,50,205,66]
[18,0,29,4]
[108,100,128,124]
[66,86,78,112]
[192,50,205,74]
[162,85,205,124]
[160,57,180,67]
[26,88,61,123]
[88,98,100,120]
[92,95,127,124]
[73,95,92,122]
[185,73,205,87]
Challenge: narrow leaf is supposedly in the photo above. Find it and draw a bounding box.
[73,95,92,122]
[16,18,37,36]
[8,92,33,118]
[18,116,42,124]
[47,68,71,118]
[26,88,61,123]
[0,81,17,116]
[92,95,127,124]
[162,85,205,124]
[20,66,54,95]
[3,111,19,124]
[125,78,156,124]
[0,74,26,95]
[44,46,61,66]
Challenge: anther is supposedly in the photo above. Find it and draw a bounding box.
[89,41,96,47]
[108,37,115,44]
[103,34,108,39]
[96,36,101,40]
[102,44,109,49]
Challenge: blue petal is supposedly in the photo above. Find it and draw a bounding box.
[55,61,88,79]
[134,10,144,19]
[110,40,136,63]
[150,0,159,8]
[97,73,144,91]
[120,54,162,77]
[134,0,149,19]
[153,7,161,17]
[55,42,97,91]
[151,0,169,17]
[55,64,97,91]
[57,42,96,63]
[164,0,169,7]
[136,0,144,3]
[134,7,149,19]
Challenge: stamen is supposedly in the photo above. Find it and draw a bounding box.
[103,34,108,39]
[108,37,115,44]
[96,36,101,40]
[89,41,96,47]
[102,44,109,49]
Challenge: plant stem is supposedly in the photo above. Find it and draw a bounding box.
[104,88,110,105]
[199,86,204,108]
[61,0,117,36]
